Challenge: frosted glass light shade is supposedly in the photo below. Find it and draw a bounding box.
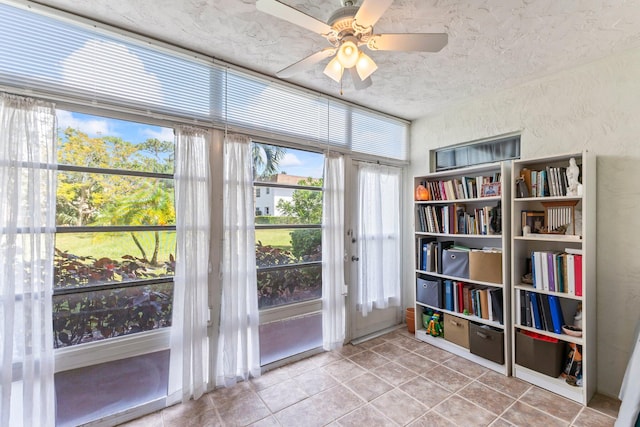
[323,56,344,82]
[355,51,378,80]
[336,39,359,68]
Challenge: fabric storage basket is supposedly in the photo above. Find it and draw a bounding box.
[469,250,502,283]
[442,249,469,279]
[416,277,443,308]
[443,313,469,349]
[515,330,565,377]
[469,322,504,364]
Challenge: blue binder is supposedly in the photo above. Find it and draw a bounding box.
[529,292,542,330]
[444,279,454,311]
[548,295,565,334]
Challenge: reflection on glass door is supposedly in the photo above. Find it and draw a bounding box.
[252,143,325,365]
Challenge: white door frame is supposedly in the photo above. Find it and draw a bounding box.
[344,158,404,342]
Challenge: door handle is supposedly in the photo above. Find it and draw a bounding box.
[351,256,359,261]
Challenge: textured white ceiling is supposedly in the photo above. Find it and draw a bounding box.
[30,0,640,120]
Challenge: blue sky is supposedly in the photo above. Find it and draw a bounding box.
[57,110,174,144]
[57,110,324,178]
[266,147,324,179]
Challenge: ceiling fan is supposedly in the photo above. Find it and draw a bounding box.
[256,0,448,90]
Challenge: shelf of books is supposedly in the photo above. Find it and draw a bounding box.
[510,151,595,405]
[413,162,511,376]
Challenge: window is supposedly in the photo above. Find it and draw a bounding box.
[266,188,270,195]
[53,110,175,348]
[253,143,323,309]
[256,188,261,197]
[433,135,520,171]
[253,143,324,365]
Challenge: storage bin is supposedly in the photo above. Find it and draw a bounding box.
[442,249,469,279]
[515,330,565,377]
[443,313,469,349]
[469,250,502,284]
[469,322,504,364]
[416,277,443,308]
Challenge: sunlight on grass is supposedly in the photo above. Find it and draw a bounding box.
[55,231,176,263]
[255,228,293,251]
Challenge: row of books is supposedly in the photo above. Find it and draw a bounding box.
[531,250,583,296]
[445,280,504,324]
[422,173,500,201]
[517,166,570,198]
[518,290,565,334]
[416,204,499,235]
[417,237,451,273]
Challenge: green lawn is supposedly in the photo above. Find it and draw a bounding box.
[55,231,177,262]
[255,228,293,251]
[56,228,295,260]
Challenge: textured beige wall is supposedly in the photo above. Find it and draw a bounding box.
[406,46,640,398]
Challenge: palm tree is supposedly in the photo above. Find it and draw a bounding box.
[97,180,175,265]
[252,143,287,179]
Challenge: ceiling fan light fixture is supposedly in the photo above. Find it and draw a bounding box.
[323,56,344,82]
[355,51,377,80]
[336,37,359,68]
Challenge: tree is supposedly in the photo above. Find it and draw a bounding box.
[135,138,174,174]
[276,177,323,259]
[56,128,111,225]
[252,143,286,179]
[56,129,175,263]
[97,181,175,265]
[276,177,323,224]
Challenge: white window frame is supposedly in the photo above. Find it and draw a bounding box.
[52,107,177,372]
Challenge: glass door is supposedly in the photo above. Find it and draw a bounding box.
[347,160,403,341]
[252,142,325,366]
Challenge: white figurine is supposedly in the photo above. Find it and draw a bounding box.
[566,157,581,196]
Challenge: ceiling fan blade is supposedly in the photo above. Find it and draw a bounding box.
[256,0,333,35]
[354,0,393,28]
[368,33,448,51]
[276,48,337,78]
[349,67,372,90]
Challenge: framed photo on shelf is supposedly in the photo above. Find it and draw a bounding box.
[521,210,545,234]
[481,182,501,197]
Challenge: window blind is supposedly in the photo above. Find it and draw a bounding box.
[0,2,409,160]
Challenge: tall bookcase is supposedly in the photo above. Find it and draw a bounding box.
[510,151,595,404]
[413,162,511,375]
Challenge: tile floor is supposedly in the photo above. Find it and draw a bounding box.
[121,329,620,427]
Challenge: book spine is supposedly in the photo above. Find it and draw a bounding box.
[567,254,576,295]
[524,291,532,327]
[575,254,583,296]
[547,252,555,292]
[444,280,453,311]
[530,291,542,330]
[540,251,549,291]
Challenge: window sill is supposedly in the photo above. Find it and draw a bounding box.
[54,328,170,373]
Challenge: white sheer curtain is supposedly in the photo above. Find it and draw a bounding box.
[322,153,346,350]
[357,163,402,316]
[216,134,260,387]
[168,126,212,404]
[0,93,56,427]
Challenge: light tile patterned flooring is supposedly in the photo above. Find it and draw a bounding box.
[122,329,620,427]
